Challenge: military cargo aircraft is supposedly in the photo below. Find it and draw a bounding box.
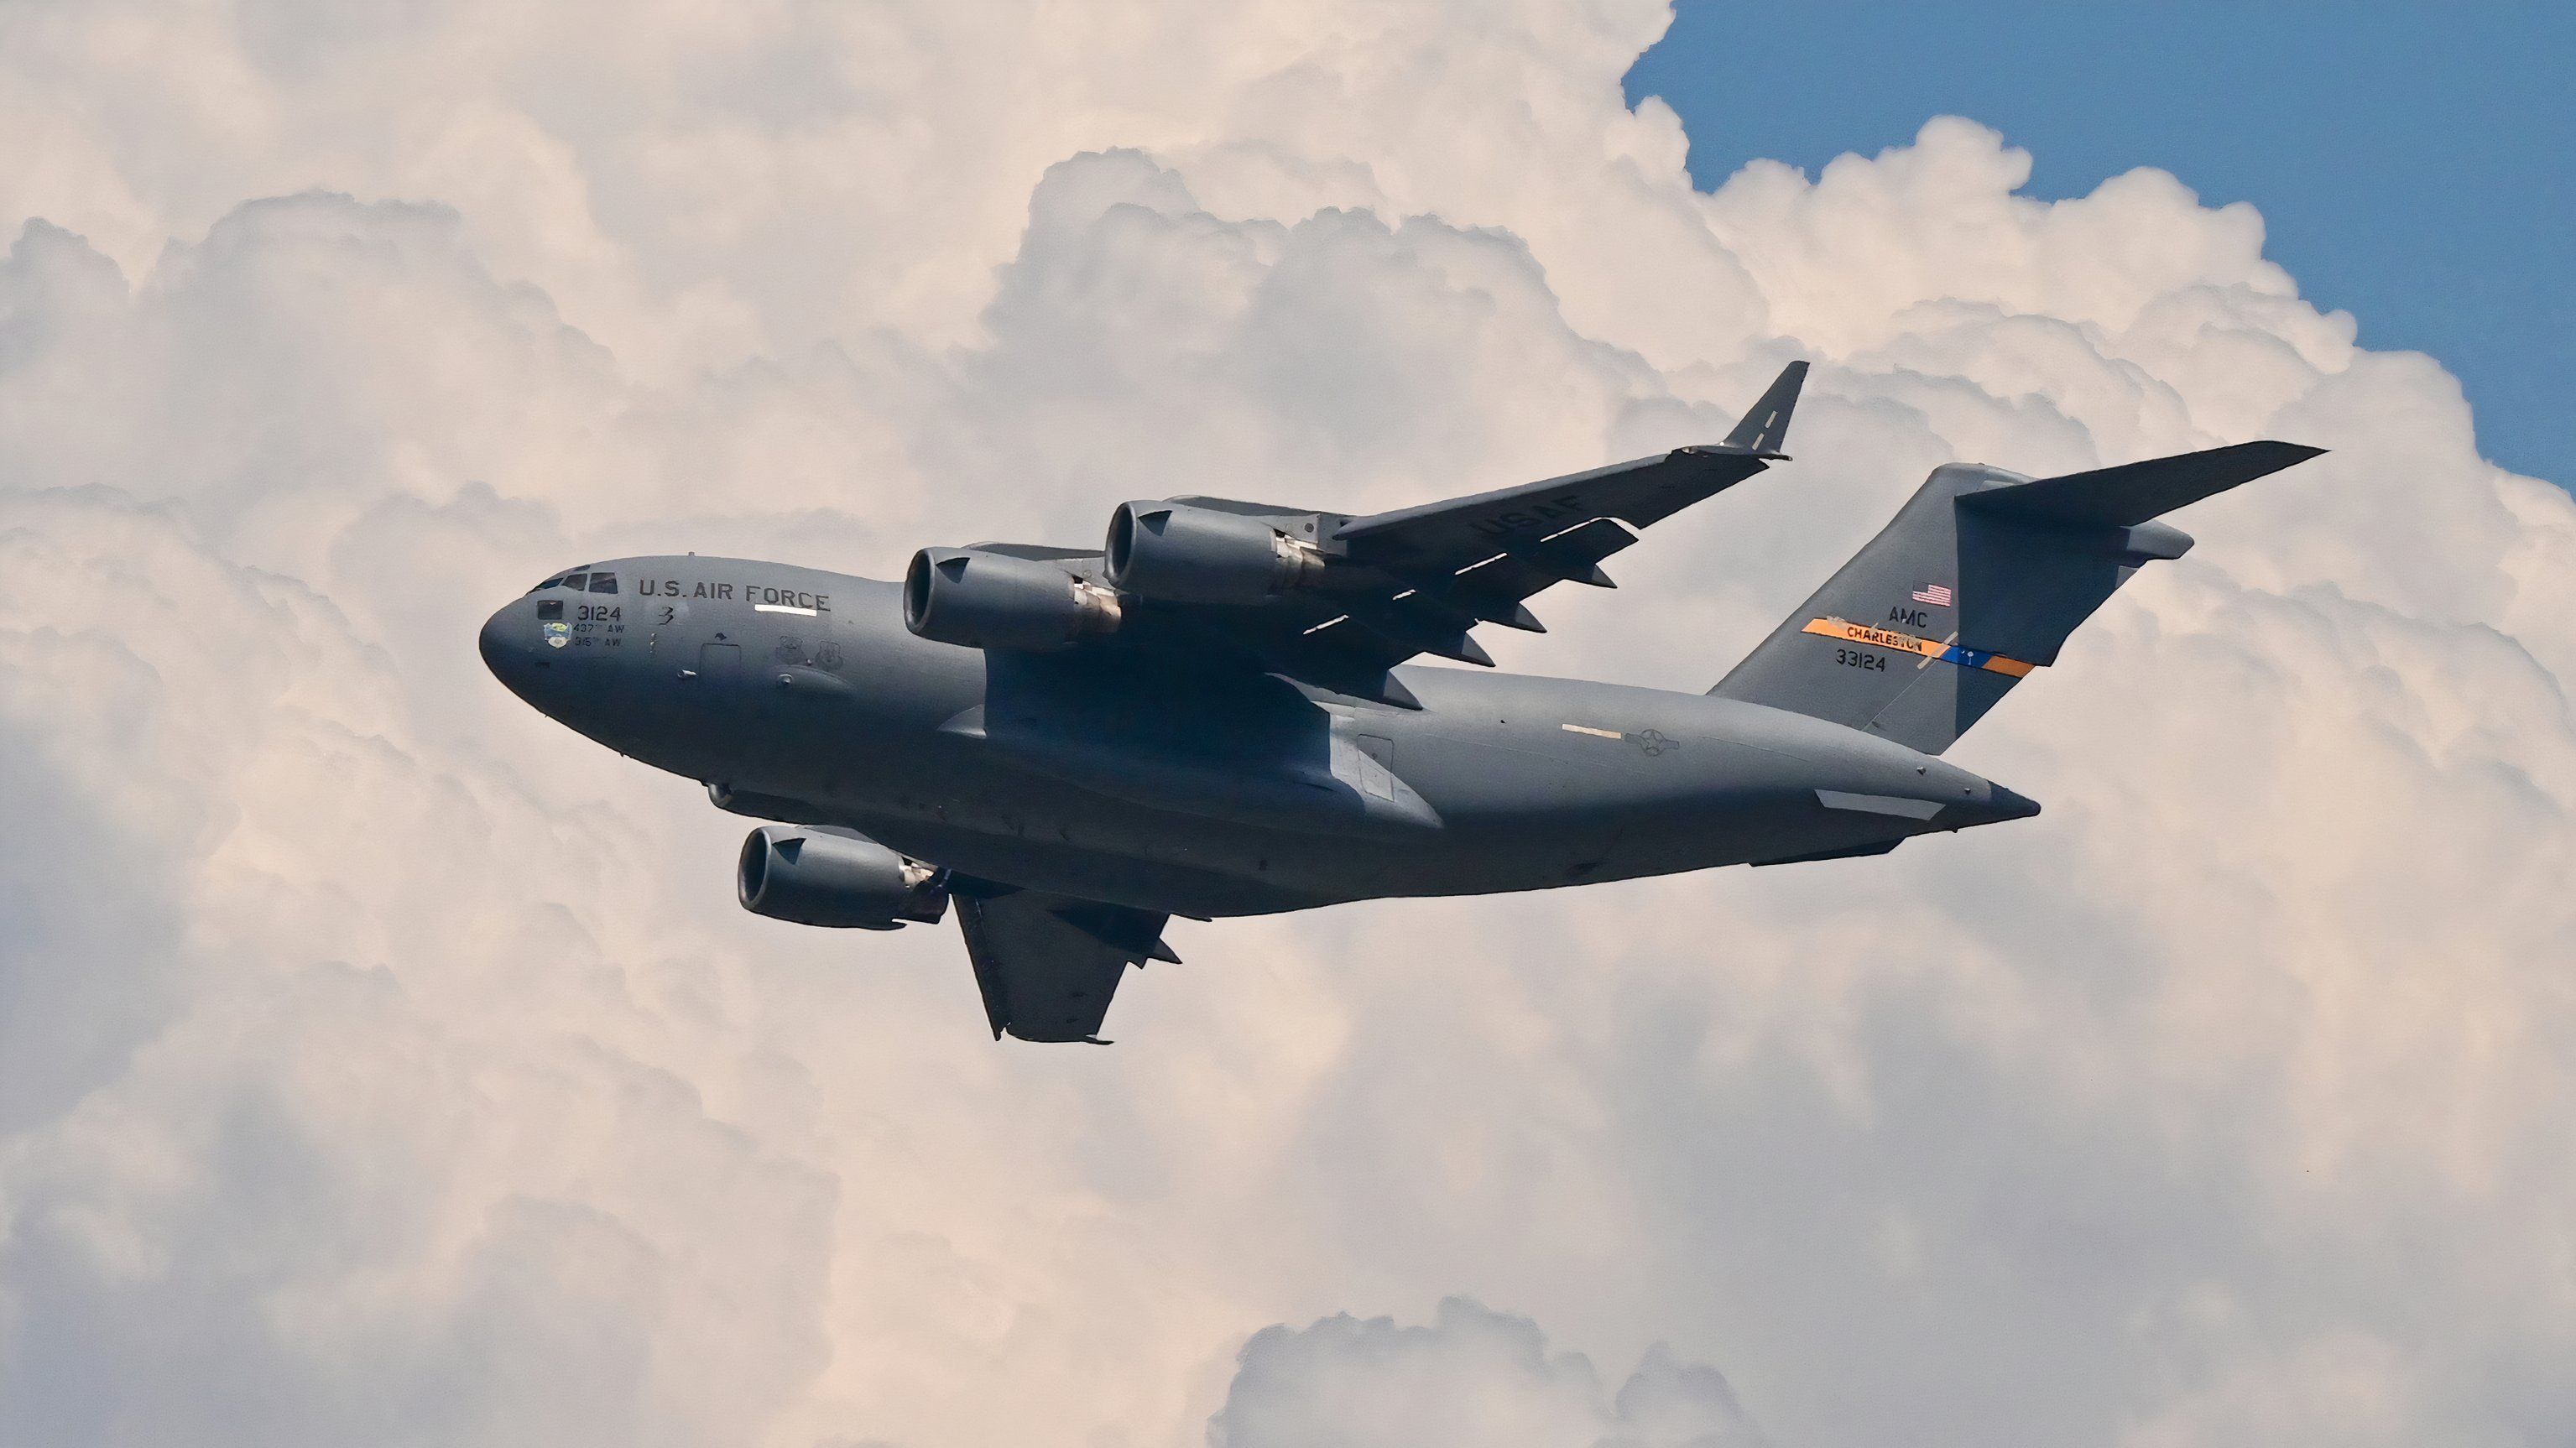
[480,362,2321,1041]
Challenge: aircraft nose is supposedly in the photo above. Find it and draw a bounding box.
[479,600,542,701]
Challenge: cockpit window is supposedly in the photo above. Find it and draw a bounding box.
[588,572,618,593]
[561,571,587,591]
[529,575,564,593]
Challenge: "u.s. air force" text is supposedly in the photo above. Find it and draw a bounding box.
[638,578,832,612]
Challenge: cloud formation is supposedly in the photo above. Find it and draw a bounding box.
[2,3,2571,1445]
[1212,1299,1761,1448]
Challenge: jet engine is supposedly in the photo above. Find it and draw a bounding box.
[737,826,949,930]
[1104,502,1324,604]
[903,548,1124,651]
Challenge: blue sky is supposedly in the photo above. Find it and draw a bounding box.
[1627,2,2573,487]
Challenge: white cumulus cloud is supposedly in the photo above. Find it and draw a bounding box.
[1211,1299,1762,1448]
[1,3,2571,1446]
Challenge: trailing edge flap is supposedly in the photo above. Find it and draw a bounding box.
[1961,440,2325,529]
[952,883,1174,1044]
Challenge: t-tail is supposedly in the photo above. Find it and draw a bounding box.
[1713,440,2326,754]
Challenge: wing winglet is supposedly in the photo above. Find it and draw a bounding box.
[1719,360,1807,457]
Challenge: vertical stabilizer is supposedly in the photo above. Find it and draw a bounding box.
[1712,441,2323,754]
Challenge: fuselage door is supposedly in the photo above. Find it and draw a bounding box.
[1349,733,1396,801]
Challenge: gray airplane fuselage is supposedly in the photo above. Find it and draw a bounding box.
[480,554,2035,919]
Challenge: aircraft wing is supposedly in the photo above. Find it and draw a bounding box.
[1119,361,1809,703]
[931,362,1805,705]
[952,882,1176,1042]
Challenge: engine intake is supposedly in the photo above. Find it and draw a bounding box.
[904,548,1123,651]
[1104,502,1324,604]
[738,826,948,930]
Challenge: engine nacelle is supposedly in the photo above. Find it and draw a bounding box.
[737,826,948,930]
[904,548,1124,651]
[1104,502,1324,605]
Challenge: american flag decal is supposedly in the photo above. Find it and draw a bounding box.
[1912,583,1953,607]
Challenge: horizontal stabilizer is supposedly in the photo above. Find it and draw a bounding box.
[1963,440,2325,528]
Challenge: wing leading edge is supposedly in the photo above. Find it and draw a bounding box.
[1327,360,1807,568]
[1170,361,1809,697]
